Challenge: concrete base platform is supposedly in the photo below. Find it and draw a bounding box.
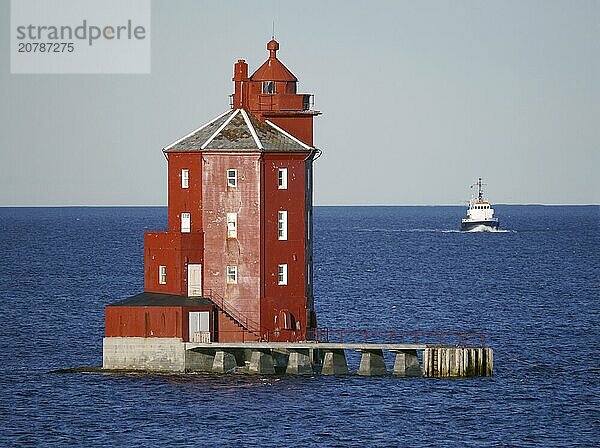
[103,337,186,372]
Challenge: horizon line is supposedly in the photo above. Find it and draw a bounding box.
[1,203,598,208]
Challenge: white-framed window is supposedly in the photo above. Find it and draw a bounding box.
[226,265,238,284]
[181,169,189,188]
[278,264,288,285]
[262,81,275,94]
[227,212,237,238]
[278,211,288,240]
[181,212,191,233]
[227,169,237,187]
[278,168,288,189]
[159,265,167,284]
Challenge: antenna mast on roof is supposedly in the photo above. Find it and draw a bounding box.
[272,20,275,39]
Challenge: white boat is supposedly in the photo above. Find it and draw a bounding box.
[460,178,499,232]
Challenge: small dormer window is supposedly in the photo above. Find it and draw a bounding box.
[262,81,275,94]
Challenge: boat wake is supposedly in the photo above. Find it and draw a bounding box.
[464,227,513,233]
[355,228,514,234]
[355,228,456,233]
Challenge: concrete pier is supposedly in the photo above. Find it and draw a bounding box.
[103,337,186,372]
[103,337,493,377]
[357,349,387,376]
[248,349,275,374]
[392,349,422,377]
[321,349,349,375]
[212,350,237,373]
[286,349,313,375]
[185,349,215,372]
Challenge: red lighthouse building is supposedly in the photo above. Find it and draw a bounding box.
[105,39,320,345]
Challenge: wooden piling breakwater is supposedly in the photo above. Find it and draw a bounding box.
[423,347,493,377]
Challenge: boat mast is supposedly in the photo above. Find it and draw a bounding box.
[477,177,484,202]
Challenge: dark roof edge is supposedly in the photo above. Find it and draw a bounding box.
[107,292,214,307]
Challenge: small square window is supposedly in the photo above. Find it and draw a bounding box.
[227,169,237,187]
[226,266,238,284]
[278,211,288,240]
[159,265,167,284]
[181,212,191,233]
[262,81,275,94]
[181,169,189,188]
[227,212,237,238]
[278,264,288,285]
[278,168,288,189]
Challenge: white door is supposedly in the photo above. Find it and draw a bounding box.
[188,264,202,296]
[181,213,191,233]
[189,311,210,342]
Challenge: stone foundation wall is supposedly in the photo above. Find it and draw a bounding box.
[103,337,186,372]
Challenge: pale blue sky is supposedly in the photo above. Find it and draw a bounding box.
[1,0,598,205]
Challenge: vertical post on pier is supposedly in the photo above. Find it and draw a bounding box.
[248,349,275,374]
[392,349,422,377]
[321,349,349,375]
[357,349,387,376]
[286,349,314,375]
[212,350,237,373]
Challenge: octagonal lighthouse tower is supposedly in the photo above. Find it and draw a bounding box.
[105,40,321,348]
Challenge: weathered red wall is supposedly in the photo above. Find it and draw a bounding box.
[261,153,309,341]
[167,153,203,232]
[201,153,262,326]
[105,305,213,341]
[265,116,314,146]
[217,312,260,342]
[144,232,204,295]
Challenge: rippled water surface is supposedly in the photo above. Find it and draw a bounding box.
[1,206,598,447]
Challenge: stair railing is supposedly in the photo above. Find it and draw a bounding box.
[203,289,261,336]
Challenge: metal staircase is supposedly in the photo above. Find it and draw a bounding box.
[203,289,261,337]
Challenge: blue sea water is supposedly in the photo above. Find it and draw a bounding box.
[0,205,598,447]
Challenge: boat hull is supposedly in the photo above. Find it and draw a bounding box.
[460,219,499,232]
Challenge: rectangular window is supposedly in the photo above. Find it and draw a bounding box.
[278,264,288,285]
[278,210,288,240]
[227,169,237,187]
[181,169,189,188]
[181,212,191,233]
[262,81,275,94]
[227,212,237,238]
[226,265,238,284]
[159,265,167,284]
[278,168,288,189]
